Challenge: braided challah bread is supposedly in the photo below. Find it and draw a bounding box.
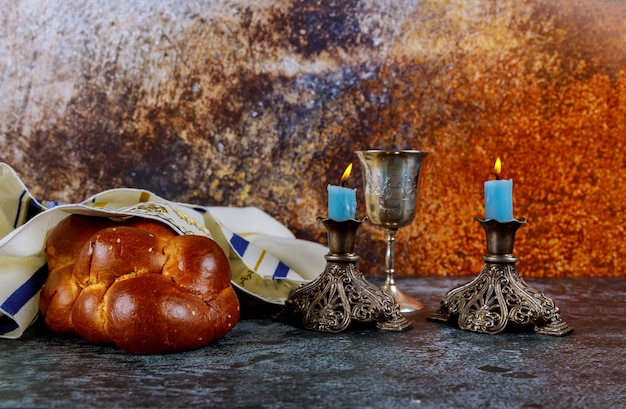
[40,214,240,354]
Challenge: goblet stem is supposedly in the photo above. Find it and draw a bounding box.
[384,228,398,286]
[381,228,424,313]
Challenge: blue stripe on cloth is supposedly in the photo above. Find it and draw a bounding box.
[229,233,250,256]
[273,261,290,279]
[26,198,44,223]
[13,190,28,228]
[37,199,66,209]
[1,266,48,316]
[0,316,19,335]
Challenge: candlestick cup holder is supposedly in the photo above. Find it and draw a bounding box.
[429,217,573,336]
[276,217,413,333]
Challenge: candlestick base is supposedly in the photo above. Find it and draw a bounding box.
[429,218,573,336]
[275,217,413,333]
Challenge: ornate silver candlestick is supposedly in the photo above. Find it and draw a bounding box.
[277,217,413,333]
[429,217,573,336]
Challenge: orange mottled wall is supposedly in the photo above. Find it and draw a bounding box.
[1,0,625,277]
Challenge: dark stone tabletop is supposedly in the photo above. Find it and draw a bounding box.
[1,276,624,409]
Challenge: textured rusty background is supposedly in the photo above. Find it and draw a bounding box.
[1,0,625,277]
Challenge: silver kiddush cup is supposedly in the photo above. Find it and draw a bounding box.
[356,150,428,312]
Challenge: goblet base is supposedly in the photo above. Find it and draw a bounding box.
[382,282,424,313]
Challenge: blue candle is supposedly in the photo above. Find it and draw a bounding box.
[484,158,514,221]
[327,185,356,221]
[327,164,356,221]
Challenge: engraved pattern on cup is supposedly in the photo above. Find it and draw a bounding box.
[358,150,426,229]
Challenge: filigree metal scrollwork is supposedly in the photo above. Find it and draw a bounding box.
[276,217,413,333]
[430,218,573,336]
[284,257,412,332]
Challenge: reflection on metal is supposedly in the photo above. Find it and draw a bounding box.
[276,217,413,333]
[430,218,573,336]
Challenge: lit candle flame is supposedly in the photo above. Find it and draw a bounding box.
[341,163,353,186]
[492,158,502,180]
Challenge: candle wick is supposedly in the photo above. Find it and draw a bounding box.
[341,180,347,187]
[490,171,500,181]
